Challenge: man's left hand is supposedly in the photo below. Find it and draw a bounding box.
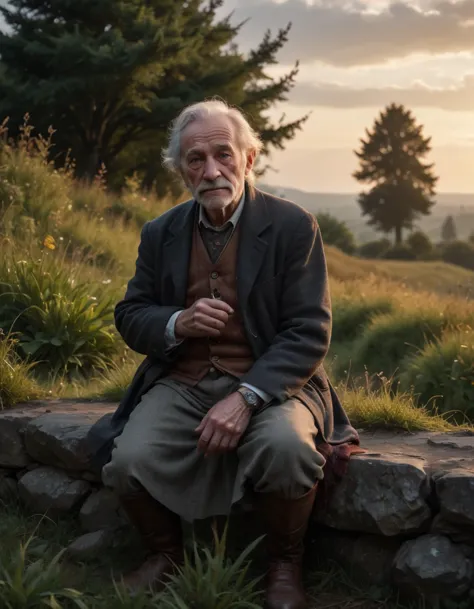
[196,392,252,456]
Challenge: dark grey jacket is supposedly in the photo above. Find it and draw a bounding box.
[86,186,359,471]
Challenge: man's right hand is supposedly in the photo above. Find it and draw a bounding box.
[175,298,234,339]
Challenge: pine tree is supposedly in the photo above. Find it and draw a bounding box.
[441,215,457,242]
[0,0,307,188]
[353,103,438,244]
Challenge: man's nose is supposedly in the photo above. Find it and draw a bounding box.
[203,157,221,181]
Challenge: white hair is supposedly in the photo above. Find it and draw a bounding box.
[161,99,263,186]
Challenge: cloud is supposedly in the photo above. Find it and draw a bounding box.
[288,74,474,110]
[229,0,474,66]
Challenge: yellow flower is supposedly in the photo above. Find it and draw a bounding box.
[43,235,56,250]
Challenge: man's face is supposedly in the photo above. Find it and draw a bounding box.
[180,114,254,214]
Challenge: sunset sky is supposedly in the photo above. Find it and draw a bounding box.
[220,0,474,193]
[1,0,472,193]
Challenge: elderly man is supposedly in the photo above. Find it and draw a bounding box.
[88,99,359,609]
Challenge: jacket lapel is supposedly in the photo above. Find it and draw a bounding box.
[163,200,197,306]
[237,186,272,309]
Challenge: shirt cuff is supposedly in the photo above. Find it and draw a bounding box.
[164,310,185,351]
[240,382,272,405]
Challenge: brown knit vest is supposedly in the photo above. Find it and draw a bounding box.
[169,222,254,384]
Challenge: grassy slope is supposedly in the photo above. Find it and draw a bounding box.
[325,245,474,297]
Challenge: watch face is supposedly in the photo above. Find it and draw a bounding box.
[244,390,258,406]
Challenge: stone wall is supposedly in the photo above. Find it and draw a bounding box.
[2,400,474,604]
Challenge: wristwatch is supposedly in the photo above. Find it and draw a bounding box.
[237,386,263,411]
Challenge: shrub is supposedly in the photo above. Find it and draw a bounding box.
[331,297,395,344]
[0,332,42,409]
[160,524,263,609]
[339,308,458,381]
[358,238,391,259]
[316,212,357,254]
[406,230,433,259]
[400,329,474,421]
[0,252,118,379]
[0,118,72,235]
[442,240,474,270]
[382,244,416,260]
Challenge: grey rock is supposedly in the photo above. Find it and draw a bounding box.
[434,468,474,528]
[314,453,432,536]
[18,466,90,515]
[66,530,113,560]
[0,411,36,468]
[308,529,401,586]
[24,414,95,471]
[428,431,474,451]
[393,534,473,597]
[431,514,474,548]
[0,474,18,502]
[79,488,126,532]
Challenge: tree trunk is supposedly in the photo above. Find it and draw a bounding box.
[395,225,402,245]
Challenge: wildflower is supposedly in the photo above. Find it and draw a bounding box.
[102,279,112,285]
[43,235,56,250]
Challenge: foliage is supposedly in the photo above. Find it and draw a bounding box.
[406,231,433,259]
[353,103,438,244]
[382,244,416,261]
[160,524,264,609]
[336,308,459,381]
[0,252,118,379]
[0,118,72,236]
[331,297,395,344]
[358,239,391,259]
[0,332,42,409]
[0,0,307,191]
[400,330,474,422]
[442,240,474,271]
[315,212,357,254]
[441,215,457,242]
[340,383,456,432]
[0,535,87,609]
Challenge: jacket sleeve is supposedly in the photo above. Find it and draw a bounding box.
[114,222,184,363]
[240,213,331,403]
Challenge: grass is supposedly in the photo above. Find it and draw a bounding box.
[340,383,457,432]
[0,499,444,609]
[0,332,42,409]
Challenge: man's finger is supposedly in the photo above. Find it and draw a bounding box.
[206,299,234,315]
[205,430,225,456]
[195,412,210,434]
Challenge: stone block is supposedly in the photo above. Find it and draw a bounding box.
[18,466,91,515]
[393,534,473,598]
[66,530,113,561]
[24,413,95,471]
[434,468,474,529]
[0,472,18,502]
[0,411,36,468]
[79,489,126,532]
[308,528,401,586]
[314,453,432,536]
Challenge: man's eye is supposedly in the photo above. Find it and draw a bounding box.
[189,158,201,166]
[219,152,231,159]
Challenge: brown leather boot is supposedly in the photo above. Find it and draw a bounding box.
[255,485,318,609]
[119,488,184,593]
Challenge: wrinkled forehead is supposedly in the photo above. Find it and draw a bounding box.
[180,114,239,157]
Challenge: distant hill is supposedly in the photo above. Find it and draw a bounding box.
[259,183,474,243]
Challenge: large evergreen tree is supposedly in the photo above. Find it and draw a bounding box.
[441,215,457,242]
[353,103,438,244]
[0,0,306,190]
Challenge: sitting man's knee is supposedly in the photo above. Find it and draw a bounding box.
[102,442,149,493]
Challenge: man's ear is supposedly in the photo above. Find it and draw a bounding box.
[244,149,256,176]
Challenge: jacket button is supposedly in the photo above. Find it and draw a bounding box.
[210,271,219,279]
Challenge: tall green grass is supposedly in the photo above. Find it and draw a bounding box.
[0,332,42,409]
[400,329,474,421]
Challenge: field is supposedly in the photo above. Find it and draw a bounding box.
[1,128,474,608]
